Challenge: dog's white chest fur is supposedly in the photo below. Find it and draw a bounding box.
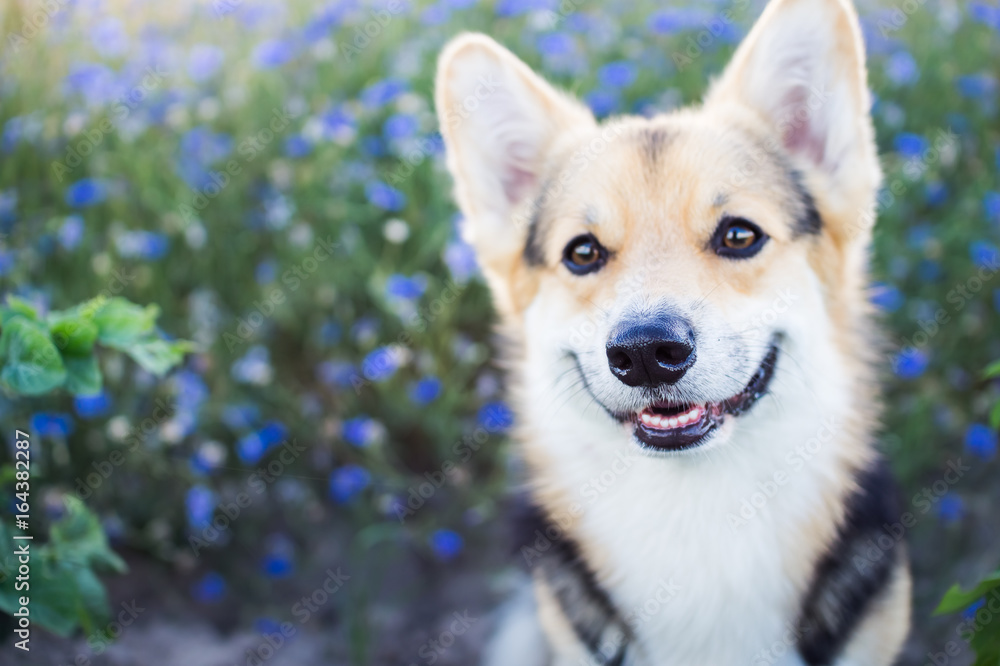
[519,336,850,665]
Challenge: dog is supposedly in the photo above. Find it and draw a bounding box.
[434,0,911,663]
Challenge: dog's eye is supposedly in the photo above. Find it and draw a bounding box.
[712,217,768,258]
[562,234,608,275]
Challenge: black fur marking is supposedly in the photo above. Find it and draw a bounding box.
[640,127,671,164]
[796,458,903,665]
[523,183,551,267]
[787,167,822,236]
[514,499,630,665]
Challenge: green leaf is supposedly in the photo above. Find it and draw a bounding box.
[64,355,103,396]
[49,314,99,356]
[123,338,195,376]
[991,402,1000,431]
[49,497,127,574]
[0,296,39,326]
[0,317,66,395]
[28,561,80,637]
[73,567,111,636]
[92,298,159,348]
[935,571,1000,614]
[985,360,1000,380]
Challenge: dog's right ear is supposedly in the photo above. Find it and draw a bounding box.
[435,34,595,315]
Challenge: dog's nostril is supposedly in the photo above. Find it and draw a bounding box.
[609,351,632,372]
[655,343,692,366]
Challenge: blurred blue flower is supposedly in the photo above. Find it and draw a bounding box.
[260,421,288,447]
[232,346,273,385]
[343,416,380,447]
[917,259,941,282]
[255,258,277,284]
[478,401,514,431]
[385,274,426,302]
[495,0,554,17]
[362,346,399,381]
[30,412,74,438]
[91,18,129,58]
[384,113,419,141]
[65,179,107,208]
[58,215,84,250]
[538,32,575,57]
[892,133,927,158]
[191,441,226,475]
[0,189,16,223]
[185,485,216,528]
[360,136,386,158]
[924,182,948,206]
[907,224,934,249]
[965,423,997,459]
[970,1,1000,29]
[410,376,442,405]
[180,126,233,166]
[598,61,637,88]
[984,191,1000,223]
[443,238,477,282]
[970,240,999,269]
[319,320,341,346]
[937,494,963,523]
[360,79,407,109]
[421,3,451,25]
[252,40,295,69]
[956,73,997,100]
[646,8,710,35]
[116,230,169,260]
[893,348,928,380]
[63,63,120,106]
[74,392,110,418]
[262,552,294,578]
[284,135,312,158]
[429,529,463,561]
[192,572,226,603]
[870,283,903,312]
[255,617,283,635]
[366,181,407,211]
[319,105,356,139]
[317,360,357,388]
[585,89,620,117]
[444,0,476,8]
[237,432,267,464]
[0,251,14,277]
[222,403,259,430]
[964,598,987,621]
[188,45,225,82]
[329,464,371,503]
[885,51,919,86]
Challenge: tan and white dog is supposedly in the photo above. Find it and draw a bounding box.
[434,0,911,663]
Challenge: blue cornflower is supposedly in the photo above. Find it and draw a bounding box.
[892,133,927,158]
[252,40,295,69]
[30,413,74,438]
[893,348,928,380]
[885,51,919,86]
[58,215,84,250]
[188,45,225,82]
[185,485,216,528]
[65,179,107,208]
[429,529,464,561]
[192,572,226,603]
[965,424,997,459]
[74,392,110,419]
[329,464,371,503]
[410,377,442,405]
[598,61,637,88]
[478,402,514,431]
[870,283,903,312]
[365,181,407,211]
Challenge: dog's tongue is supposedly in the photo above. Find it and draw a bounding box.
[639,404,706,430]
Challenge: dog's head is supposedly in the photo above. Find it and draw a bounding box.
[436,0,880,455]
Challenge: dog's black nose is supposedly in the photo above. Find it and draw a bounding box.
[606,317,695,387]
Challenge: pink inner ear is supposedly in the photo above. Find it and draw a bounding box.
[502,166,537,205]
[780,86,827,168]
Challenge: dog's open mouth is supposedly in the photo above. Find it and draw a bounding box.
[628,342,780,452]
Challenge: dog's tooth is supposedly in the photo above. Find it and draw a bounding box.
[678,414,690,425]
[668,417,679,428]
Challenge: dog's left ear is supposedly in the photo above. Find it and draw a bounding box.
[706,0,880,238]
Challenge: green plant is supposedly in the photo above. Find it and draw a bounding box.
[0,294,192,639]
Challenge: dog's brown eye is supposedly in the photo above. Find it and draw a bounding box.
[724,224,758,249]
[562,234,608,275]
[712,217,768,258]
